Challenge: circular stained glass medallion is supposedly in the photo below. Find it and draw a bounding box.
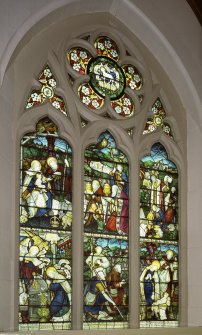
[87,56,126,101]
[42,85,54,98]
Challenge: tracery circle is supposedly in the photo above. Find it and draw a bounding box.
[87,56,126,100]
[42,85,54,98]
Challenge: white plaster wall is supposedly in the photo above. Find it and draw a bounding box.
[0,67,14,332]
[187,114,202,326]
[0,0,201,332]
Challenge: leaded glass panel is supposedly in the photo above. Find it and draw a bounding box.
[66,35,144,117]
[139,143,179,327]
[94,36,120,61]
[67,47,92,75]
[143,98,173,138]
[78,83,104,110]
[122,64,143,91]
[83,131,129,329]
[26,66,67,115]
[19,118,72,330]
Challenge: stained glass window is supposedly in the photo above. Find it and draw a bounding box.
[19,27,181,332]
[83,132,129,329]
[67,36,143,117]
[143,98,173,138]
[26,65,67,115]
[139,143,179,328]
[19,117,72,331]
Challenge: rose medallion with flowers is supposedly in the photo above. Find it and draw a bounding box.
[67,35,143,118]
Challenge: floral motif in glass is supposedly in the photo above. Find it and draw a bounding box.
[122,64,143,91]
[26,65,67,115]
[67,47,92,75]
[143,98,173,138]
[78,83,104,110]
[94,36,120,61]
[67,36,144,117]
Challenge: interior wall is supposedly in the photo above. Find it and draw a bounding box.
[0,0,201,332]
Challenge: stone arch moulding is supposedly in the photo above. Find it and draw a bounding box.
[81,121,136,163]
[15,106,78,149]
[139,131,184,172]
[1,0,201,127]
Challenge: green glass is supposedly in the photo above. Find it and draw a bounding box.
[87,56,126,100]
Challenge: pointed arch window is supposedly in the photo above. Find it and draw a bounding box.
[17,29,181,332]
[19,117,72,331]
[139,143,179,327]
[83,131,129,329]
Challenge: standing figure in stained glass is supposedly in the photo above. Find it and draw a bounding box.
[105,183,118,232]
[45,157,62,193]
[84,180,104,232]
[110,164,128,195]
[22,160,52,218]
[150,172,161,207]
[45,156,72,196]
[85,246,110,277]
[106,263,127,313]
[161,175,173,212]
[140,260,160,318]
[164,186,177,227]
[159,249,178,314]
[109,164,129,234]
[119,183,129,235]
[142,171,151,189]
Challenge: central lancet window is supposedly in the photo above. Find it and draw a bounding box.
[18,29,180,332]
[83,131,129,329]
